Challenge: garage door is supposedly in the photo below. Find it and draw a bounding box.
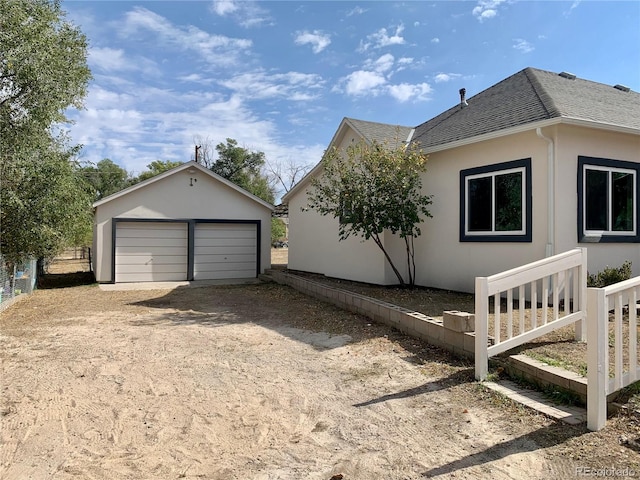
[194,223,257,280]
[115,222,188,282]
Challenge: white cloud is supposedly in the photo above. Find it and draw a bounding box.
[210,0,271,28]
[434,72,461,83]
[211,0,239,16]
[342,70,387,96]
[294,30,331,54]
[121,7,252,66]
[513,38,534,53]
[218,70,324,101]
[431,38,440,44]
[472,0,507,22]
[359,24,406,51]
[346,6,367,17]
[564,1,581,17]
[364,53,395,73]
[387,83,433,102]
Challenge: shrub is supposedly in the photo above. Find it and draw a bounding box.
[587,261,632,287]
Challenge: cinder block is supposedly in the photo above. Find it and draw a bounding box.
[443,310,475,332]
[444,328,466,350]
[414,317,430,336]
[427,320,444,342]
[398,311,415,331]
[463,332,476,353]
[389,308,402,325]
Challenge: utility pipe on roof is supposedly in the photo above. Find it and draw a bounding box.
[536,127,555,257]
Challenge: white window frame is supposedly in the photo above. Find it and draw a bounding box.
[464,166,527,236]
[582,164,637,237]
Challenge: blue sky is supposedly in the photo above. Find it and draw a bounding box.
[63,0,640,198]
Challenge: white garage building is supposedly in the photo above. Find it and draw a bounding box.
[92,161,273,283]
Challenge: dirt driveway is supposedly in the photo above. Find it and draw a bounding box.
[0,282,633,479]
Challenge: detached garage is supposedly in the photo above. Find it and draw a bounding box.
[93,161,273,283]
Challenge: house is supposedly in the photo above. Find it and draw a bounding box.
[283,67,640,293]
[93,161,273,283]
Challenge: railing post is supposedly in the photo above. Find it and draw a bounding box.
[475,276,489,381]
[575,248,587,342]
[587,287,608,431]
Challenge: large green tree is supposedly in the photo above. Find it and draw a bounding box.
[0,0,92,263]
[307,139,433,286]
[204,138,275,204]
[132,160,184,184]
[81,159,131,200]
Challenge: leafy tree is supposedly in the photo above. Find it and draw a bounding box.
[307,139,432,286]
[0,0,92,264]
[1,140,93,262]
[199,138,275,204]
[131,160,184,184]
[80,158,131,200]
[271,218,286,244]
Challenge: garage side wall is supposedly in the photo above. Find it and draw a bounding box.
[94,170,272,282]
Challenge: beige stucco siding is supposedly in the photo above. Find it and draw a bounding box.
[93,168,272,282]
[408,129,551,292]
[554,125,640,276]
[286,124,389,284]
[287,177,388,285]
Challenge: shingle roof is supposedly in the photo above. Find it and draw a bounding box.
[411,67,640,149]
[345,117,413,146]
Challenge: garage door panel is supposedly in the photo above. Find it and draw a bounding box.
[193,223,257,280]
[194,245,256,255]
[116,272,187,283]
[115,263,187,274]
[115,222,187,282]
[116,230,187,239]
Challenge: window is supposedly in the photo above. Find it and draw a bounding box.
[578,156,639,242]
[460,158,532,242]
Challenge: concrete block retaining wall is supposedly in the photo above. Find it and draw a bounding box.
[265,270,477,359]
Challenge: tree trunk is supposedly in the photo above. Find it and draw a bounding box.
[371,234,405,285]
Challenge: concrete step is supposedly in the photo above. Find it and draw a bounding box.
[483,379,587,425]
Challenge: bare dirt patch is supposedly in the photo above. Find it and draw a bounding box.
[1,282,639,479]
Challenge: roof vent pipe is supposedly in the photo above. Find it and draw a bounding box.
[459,88,468,108]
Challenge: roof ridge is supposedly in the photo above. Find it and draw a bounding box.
[523,67,560,119]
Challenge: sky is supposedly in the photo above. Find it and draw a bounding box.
[62,0,640,200]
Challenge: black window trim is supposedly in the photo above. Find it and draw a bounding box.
[459,158,532,243]
[577,155,640,243]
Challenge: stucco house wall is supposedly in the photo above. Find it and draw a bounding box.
[93,162,273,283]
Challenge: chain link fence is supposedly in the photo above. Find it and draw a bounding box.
[0,255,37,310]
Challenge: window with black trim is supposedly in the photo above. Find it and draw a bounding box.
[460,158,532,242]
[578,156,639,242]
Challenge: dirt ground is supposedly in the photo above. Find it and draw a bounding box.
[1,257,639,478]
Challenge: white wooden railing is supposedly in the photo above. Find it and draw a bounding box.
[587,279,640,431]
[475,248,588,381]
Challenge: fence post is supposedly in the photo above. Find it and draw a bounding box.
[475,276,489,381]
[575,248,587,342]
[587,287,608,431]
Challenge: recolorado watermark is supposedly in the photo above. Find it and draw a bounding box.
[576,466,637,477]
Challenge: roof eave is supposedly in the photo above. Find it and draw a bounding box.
[420,117,639,154]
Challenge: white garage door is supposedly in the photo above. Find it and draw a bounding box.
[115,222,188,282]
[194,223,257,280]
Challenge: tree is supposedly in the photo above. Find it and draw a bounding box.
[1,140,93,262]
[0,0,92,264]
[307,139,432,286]
[266,157,313,201]
[80,158,131,200]
[197,138,275,204]
[131,160,184,184]
[271,218,286,244]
